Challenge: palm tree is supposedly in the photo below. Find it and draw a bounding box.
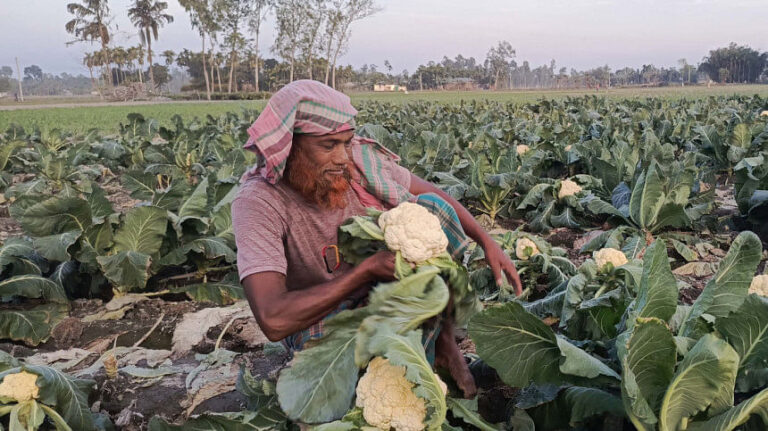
[161,50,175,68]
[83,52,104,99]
[127,0,174,90]
[134,45,146,84]
[66,0,113,85]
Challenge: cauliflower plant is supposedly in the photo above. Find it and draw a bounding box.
[594,248,628,272]
[516,145,531,156]
[0,371,39,402]
[749,274,768,297]
[356,357,447,431]
[515,238,540,260]
[558,179,583,200]
[379,202,448,264]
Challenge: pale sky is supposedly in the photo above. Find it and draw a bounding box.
[0,0,766,76]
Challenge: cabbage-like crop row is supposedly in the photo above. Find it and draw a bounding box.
[0,95,766,430]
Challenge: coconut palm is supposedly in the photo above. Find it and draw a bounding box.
[82,52,104,99]
[66,0,113,85]
[161,50,175,68]
[127,0,174,89]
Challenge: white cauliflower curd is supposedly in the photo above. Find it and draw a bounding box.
[355,357,446,431]
[0,371,39,402]
[749,275,768,297]
[760,110,768,117]
[594,248,628,272]
[516,145,531,156]
[378,202,448,264]
[515,238,540,260]
[558,179,582,200]
[565,145,573,151]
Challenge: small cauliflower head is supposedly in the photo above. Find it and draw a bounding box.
[0,371,40,402]
[515,238,540,260]
[594,248,628,272]
[749,274,768,297]
[558,179,582,200]
[565,144,573,151]
[379,202,448,264]
[356,357,427,431]
[516,145,531,156]
[760,110,768,117]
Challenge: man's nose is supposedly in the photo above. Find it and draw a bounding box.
[331,145,349,165]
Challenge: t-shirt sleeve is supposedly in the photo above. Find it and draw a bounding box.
[232,193,288,281]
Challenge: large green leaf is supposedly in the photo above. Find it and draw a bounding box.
[158,237,236,267]
[96,251,152,292]
[630,240,678,327]
[87,184,116,224]
[658,334,740,431]
[622,317,676,425]
[112,205,168,254]
[174,176,210,232]
[0,304,68,346]
[366,329,447,430]
[687,387,768,431]
[32,230,81,262]
[0,238,42,276]
[469,301,618,387]
[629,162,665,231]
[680,231,762,338]
[446,397,501,431]
[716,295,768,379]
[171,273,244,305]
[17,196,92,237]
[0,365,96,430]
[276,309,368,423]
[0,274,67,303]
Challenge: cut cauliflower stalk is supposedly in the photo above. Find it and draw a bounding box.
[515,238,540,260]
[0,371,40,402]
[516,145,531,156]
[356,357,446,431]
[594,248,628,272]
[558,179,582,200]
[379,202,448,264]
[749,275,768,297]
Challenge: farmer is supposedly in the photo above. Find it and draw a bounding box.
[232,80,522,398]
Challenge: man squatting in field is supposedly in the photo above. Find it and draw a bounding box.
[232,80,522,398]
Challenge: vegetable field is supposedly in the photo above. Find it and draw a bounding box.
[1,93,768,430]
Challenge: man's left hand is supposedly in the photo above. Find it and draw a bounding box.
[481,238,523,296]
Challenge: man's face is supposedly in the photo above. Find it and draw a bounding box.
[284,129,355,209]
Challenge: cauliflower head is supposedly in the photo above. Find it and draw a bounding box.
[379,202,448,264]
[356,357,429,431]
[564,145,573,151]
[558,179,583,199]
[594,248,628,272]
[515,238,540,260]
[749,274,768,297]
[516,145,531,156]
[760,110,768,117]
[0,371,40,402]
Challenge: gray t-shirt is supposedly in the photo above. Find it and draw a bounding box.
[232,166,411,289]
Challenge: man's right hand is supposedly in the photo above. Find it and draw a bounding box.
[360,250,397,282]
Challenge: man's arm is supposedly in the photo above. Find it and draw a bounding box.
[409,173,523,295]
[242,251,396,341]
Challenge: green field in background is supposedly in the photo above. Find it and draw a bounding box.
[2,84,768,133]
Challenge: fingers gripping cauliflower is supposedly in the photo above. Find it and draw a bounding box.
[515,238,540,260]
[379,202,448,264]
[558,179,583,200]
[356,357,447,431]
[0,371,40,402]
[594,248,628,272]
[749,274,768,297]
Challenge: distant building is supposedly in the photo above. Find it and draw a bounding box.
[373,84,408,93]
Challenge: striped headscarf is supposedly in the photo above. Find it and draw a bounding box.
[242,80,469,258]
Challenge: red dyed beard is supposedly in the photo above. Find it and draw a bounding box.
[284,144,352,210]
